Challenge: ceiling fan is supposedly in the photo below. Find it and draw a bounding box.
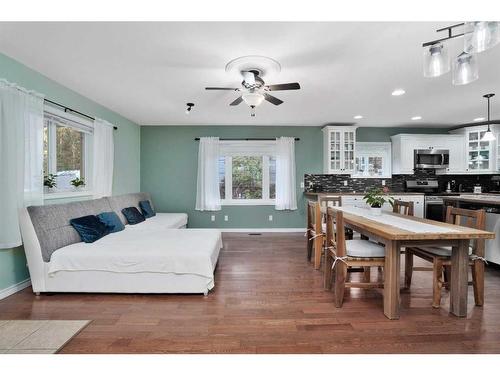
[205,70,300,116]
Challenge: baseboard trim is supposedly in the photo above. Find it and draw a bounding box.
[0,279,31,301]
[220,228,306,233]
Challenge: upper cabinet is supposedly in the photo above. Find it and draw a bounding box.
[391,134,466,175]
[450,125,499,174]
[322,126,357,174]
[352,142,392,178]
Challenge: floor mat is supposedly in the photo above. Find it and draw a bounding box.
[0,320,90,354]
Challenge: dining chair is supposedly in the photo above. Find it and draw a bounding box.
[393,199,414,216]
[405,206,486,308]
[306,200,322,268]
[323,207,386,307]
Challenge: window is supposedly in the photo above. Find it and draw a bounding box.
[218,141,276,205]
[352,142,392,178]
[43,108,93,194]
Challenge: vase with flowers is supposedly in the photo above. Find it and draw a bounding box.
[363,186,394,215]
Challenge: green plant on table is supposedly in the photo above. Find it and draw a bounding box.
[363,186,394,208]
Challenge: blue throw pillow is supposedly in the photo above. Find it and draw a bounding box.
[70,215,111,243]
[97,211,125,233]
[121,207,145,225]
[139,200,156,218]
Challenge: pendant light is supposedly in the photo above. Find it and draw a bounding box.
[452,52,478,85]
[464,22,500,54]
[481,93,496,142]
[423,42,450,77]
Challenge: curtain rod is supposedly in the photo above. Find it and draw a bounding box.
[194,137,300,141]
[44,99,118,130]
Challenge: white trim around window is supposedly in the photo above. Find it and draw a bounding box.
[43,105,93,197]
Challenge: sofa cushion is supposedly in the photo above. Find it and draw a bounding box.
[27,197,113,262]
[122,207,145,225]
[107,192,153,225]
[70,215,111,243]
[139,200,156,218]
[97,211,125,233]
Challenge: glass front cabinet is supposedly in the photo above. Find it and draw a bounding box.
[452,125,499,173]
[322,126,357,174]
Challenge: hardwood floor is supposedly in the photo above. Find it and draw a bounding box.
[1,233,500,353]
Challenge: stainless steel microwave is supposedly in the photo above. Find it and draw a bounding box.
[414,149,449,169]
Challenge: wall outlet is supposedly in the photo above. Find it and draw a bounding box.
[224,215,229,222]
[268,215,273,221]
[381,180,386,186]
[300,181,305,189]
[343,180,348,186]
[211,215,215,222]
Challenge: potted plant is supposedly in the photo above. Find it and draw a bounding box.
[363,186,394,215]
[70,177,86,191]
[43,174,57,193]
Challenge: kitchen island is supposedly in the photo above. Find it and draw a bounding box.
[304,192,425,218]
[443,195,500,265]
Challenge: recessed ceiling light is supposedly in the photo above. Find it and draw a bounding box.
[473,117,485,122]
[411,116,422,120]
[392,89,406,96]
[353,115,363,119]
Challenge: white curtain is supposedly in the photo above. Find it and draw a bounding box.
[0,79,44,248]
[195,137,221,211]
[92,118,115,198]
[275,137,297,210]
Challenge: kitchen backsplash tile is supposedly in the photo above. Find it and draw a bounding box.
[304,171,497,193]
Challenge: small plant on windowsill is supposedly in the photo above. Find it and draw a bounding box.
[44,174,57,193]
[70,177,86,191]
[363,186,394,216]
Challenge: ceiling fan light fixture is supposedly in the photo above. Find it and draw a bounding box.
[452,52,478,85]
[242,92,265,107]
[423,42,450,77]
[464,21,500,53]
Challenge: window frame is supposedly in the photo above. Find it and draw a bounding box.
[219,141,276,206]
[43,106,93,198]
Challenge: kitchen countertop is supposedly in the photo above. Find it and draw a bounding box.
[442,194,500,207]
[304,191,425,196]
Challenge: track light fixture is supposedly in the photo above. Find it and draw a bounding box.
[185,102,194,114]
[422,22,500,85]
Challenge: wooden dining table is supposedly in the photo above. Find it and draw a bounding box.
[321,206,495,320]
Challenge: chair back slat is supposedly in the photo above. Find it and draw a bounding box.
[307,200,322,233]
[393,199,414,216]
[319,195,342,209]
[326,207,346,257]
[445,206,486,256]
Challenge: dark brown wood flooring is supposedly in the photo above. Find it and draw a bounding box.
[1,233,500,353]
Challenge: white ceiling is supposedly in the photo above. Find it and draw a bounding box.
[0,22,499,127]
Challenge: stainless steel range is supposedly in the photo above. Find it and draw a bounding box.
[405,179,459,221]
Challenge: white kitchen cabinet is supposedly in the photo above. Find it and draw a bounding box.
[323,126,357,174]
[391,134,465,174]
[450,125,499,174]
[352,142,392,178]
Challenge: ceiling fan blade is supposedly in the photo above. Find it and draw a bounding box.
[264,93,283,106]
[242,71,256,86]
[229,96,243,106]
[205,87,240,91]
[265,82,301,91]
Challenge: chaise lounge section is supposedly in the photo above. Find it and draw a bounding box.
[19,193,222,295]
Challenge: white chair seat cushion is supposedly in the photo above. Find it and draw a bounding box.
[345,239,385,258]
[415,245,473,258]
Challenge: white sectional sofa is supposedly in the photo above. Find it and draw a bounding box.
[19,193,222,295]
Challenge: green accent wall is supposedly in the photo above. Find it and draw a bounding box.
[0,52,141,292]
[141,125,449,229]
[141,126,323,228]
